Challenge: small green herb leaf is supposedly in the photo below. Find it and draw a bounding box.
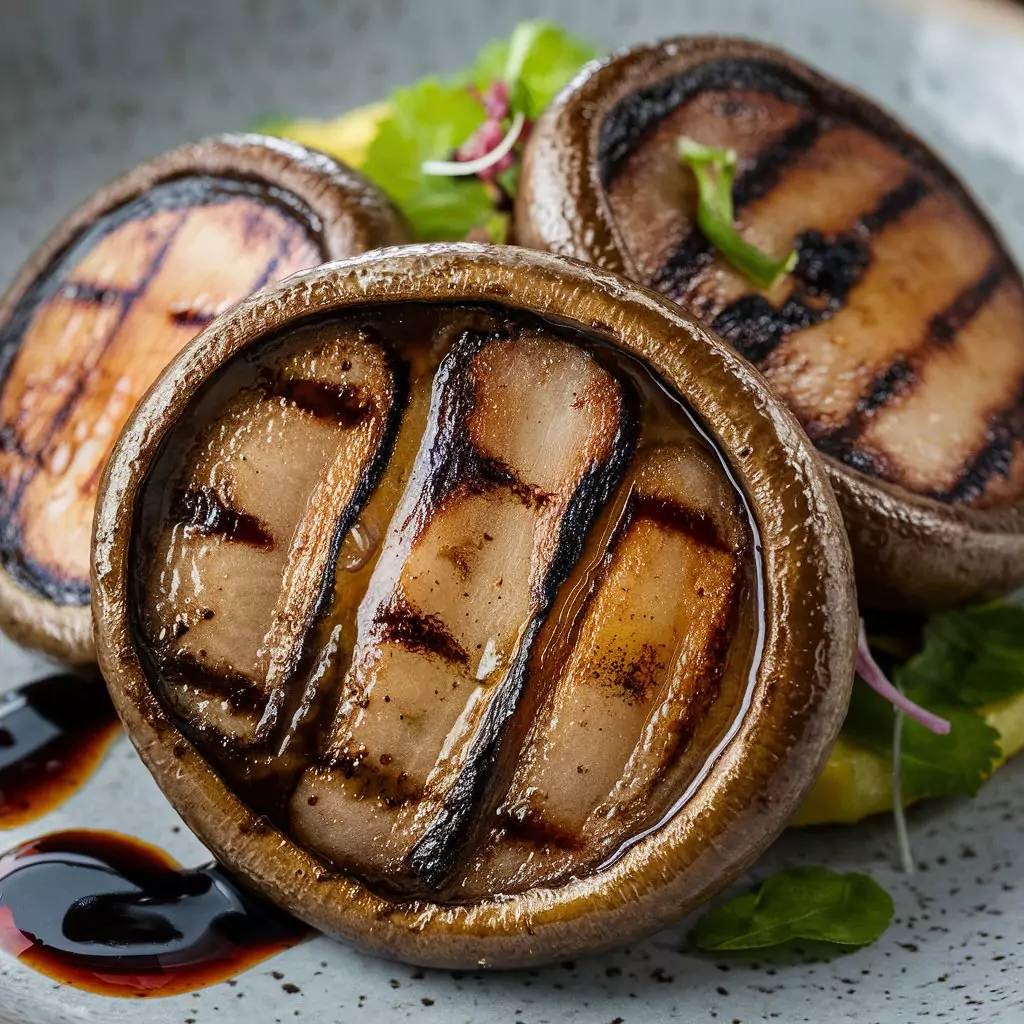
[844,676,1002,800]
[693,867,895,952]
[361,80,492,240]
[913,602,1024,706]
[678,137,797,290]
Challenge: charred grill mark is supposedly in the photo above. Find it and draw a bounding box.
[0,175,324,602]
[159,652,268,715]
[169,307,217,328]
[269,377,372,427]
[378,593,469,666]
[927,386,1024,503]
[731,118,825,210]
[391,336,641,891]
[816,263,1009,476]
[0,211,189,603]
[170,487,274,549]
[61,281,135,306]
[929,263,1006,347]
[858,176,931,234]
[497,804,580,851]
[598,58,817,186]
[327,752,421,808]
[711,177,930,364]
[473,456,552,509]
[630,493,736,554]
[245,223,299,296]
[652,118,824,297]
[256,336,410,750]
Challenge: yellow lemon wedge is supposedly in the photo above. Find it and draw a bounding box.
[795,691,1024,826]
[264,102,390,168]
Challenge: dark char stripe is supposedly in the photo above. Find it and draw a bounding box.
[929,263,1006,347]
[404,332,640,891]
[631,493,734,554]
[170,487,274,549]
[377,593,469,666]
[598,58,817,187]
[816,262,1008,476]
[271,377,371,427]
[160,652,269,715]
[928,383,1024,503]
[710,176,931,365]
[61,281,135,306]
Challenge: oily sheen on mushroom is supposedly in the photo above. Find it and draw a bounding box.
[516,37,1024,609]
[93,245,856,968]
[0,133,407,663]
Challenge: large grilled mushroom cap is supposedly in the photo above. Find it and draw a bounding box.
[516,37,1024,610]
[0,134,407,664]
[93,244,856,968]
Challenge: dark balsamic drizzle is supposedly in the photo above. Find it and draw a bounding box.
[0,676,120,828]
[0,830,307,998]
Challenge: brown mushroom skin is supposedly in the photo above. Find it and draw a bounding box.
[94,244,856,968]
[0,133,407,664]
[515,37,1024,610]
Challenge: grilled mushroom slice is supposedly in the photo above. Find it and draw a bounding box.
[94,245,856,967]
[0,134,407,663]
[516,37,1024,609]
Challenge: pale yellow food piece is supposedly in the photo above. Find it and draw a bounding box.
[268,102,390,168]
[795,692,1024,826]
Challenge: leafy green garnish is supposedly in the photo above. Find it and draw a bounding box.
[466,20,596,118]
[362,81,493,241]
[844,601,1024,800]
[693,867,894,951]
[911,602,1024,706]
[361,22,596,240]
[678,137,797,290]
[845,685,1001,799]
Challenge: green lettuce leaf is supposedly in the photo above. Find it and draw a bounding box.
[693,867,894,951]
[914,602,1024,706]
[844,683,1001,799]
[843,600,1023,799]
[361,21,596,239]
[361,80,492,241]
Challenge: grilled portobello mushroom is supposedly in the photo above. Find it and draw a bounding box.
[516,37,1024,609]
[93,245,856,967]
[0,134,407,664]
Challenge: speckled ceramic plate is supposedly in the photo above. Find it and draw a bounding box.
[2,1,1023,1021]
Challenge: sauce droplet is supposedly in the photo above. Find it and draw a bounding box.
[0,830,309,997]
[336,518,380,572]
[0,676,121,828]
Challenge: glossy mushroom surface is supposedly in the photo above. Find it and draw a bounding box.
[516,37,1024,608]
[94,245,856,967]
[0,133,407,663]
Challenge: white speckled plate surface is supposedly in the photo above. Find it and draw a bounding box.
[1,1,1023,1021]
